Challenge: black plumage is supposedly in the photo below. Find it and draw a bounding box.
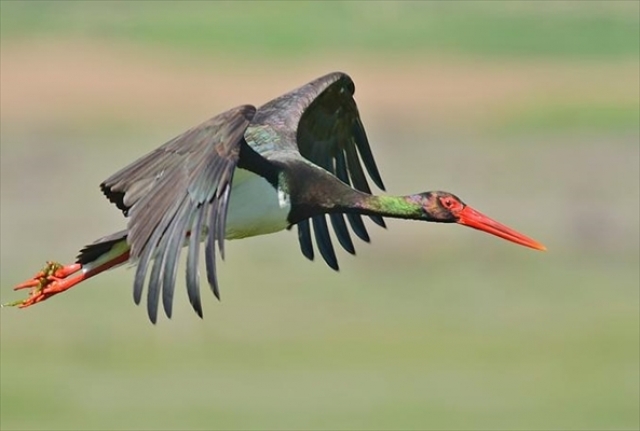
[92,72,385,322]
[11,72,546,322]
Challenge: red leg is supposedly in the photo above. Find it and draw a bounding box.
[13,261,81,290]
[4,251,129,308]
[4,261,83,307]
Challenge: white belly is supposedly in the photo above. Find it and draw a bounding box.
[224,168,291,240]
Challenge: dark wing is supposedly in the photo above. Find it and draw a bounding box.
[100,105,256,323]
[247,72,386,270]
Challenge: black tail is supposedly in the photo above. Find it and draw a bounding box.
[76,230,128,265]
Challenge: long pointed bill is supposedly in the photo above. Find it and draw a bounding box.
[457,206,546,251]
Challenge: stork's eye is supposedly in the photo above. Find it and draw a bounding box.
[440,196,461,211]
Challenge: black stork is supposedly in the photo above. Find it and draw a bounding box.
[6,72,545,323]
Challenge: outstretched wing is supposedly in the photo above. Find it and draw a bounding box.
[100,105,256,323]
[248,72,386,270]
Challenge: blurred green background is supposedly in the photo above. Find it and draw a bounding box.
[1,1,638,430]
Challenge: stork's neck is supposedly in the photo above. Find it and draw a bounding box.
[335,190,429,220]
[288,181,426,222]
[279,157,426,224]
[336,192,425,220]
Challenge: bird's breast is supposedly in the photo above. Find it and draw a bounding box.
[224,168,291,239]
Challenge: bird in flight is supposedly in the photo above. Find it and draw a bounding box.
[6,72,545,323]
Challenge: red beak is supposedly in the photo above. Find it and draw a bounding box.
[457,206,546,251]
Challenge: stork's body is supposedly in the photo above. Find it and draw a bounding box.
[9,72,545,323]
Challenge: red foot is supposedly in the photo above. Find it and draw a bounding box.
[4,261,83,308]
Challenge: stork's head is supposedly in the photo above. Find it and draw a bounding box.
[417,191,546,251]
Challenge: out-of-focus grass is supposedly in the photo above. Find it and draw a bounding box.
[492,101,640,135]
[1,247,638,430]
[1,1,638,59]
[1,2,639,430]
